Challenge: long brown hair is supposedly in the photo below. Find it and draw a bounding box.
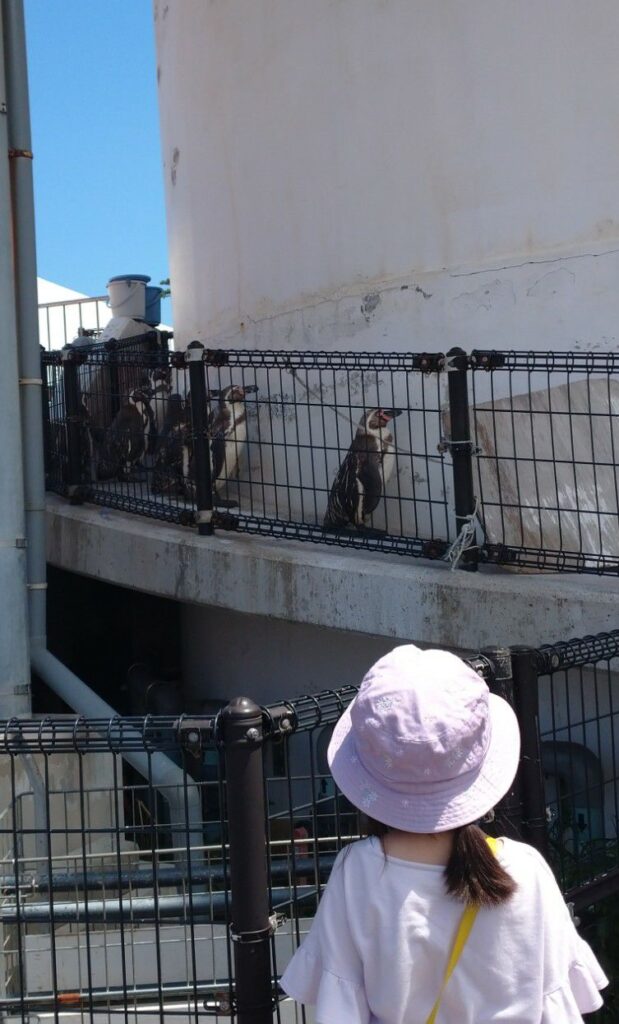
[364,818,516,907]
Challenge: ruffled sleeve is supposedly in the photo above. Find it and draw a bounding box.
[281,944,371,1024]
[542,940,609,1022]
[280,849,371,1024]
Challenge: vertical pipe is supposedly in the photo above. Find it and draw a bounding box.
[186,341,214,535]
[446,347,478,571]
[30,648,204,865]
[221,697,273,1024]
[0,1,30,715]
[481,647,523,840]
[510,646,549,856]
[2,0,45,654]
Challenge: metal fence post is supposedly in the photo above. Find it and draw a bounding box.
[105,338,121,420]
[61,346,84,500]
[510,646,548,857]
[186,340,215,536]
[446,347,478,571]
[220,697,273,1024]
[480,647,523,839]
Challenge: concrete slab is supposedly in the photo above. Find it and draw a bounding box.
[46,496,619,651]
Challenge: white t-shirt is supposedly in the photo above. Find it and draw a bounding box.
[281,836,608,1023]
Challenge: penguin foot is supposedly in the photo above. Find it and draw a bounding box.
[356,525,387,537]
[322,521,354,534]
[213,497,239,509]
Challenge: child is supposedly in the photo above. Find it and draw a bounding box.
[281,645,608,1022]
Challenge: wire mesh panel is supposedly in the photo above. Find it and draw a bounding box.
[261,689,360,1024]
[534,632,619,1020]
[42,346,452,556]
[536,633,619,895]
[0,716,234,1024]
[204,351,450,555]
[43,344,619,573]
[471,351,619,573]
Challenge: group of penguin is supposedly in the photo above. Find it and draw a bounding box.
[90,369,257,506]
[81,368,402,529]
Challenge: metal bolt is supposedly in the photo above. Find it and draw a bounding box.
[280,717,292,733]
[186,730,200,745]
[245,727,260,742]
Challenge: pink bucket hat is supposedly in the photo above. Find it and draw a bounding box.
[328,645,520,832]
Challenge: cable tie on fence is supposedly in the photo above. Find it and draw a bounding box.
[230,914,281,944]
[444,498,481,571]
[18,377,43,386]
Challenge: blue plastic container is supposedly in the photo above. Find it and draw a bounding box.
[144,286,163,326]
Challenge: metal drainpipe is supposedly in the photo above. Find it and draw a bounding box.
[2,0,45,651]
[0,0,30,716]
[3,0,202,862]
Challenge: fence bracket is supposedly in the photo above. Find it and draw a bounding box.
[469,349,507,370]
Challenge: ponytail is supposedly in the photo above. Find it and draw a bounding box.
[444,823,516,906]
[362,818,516,906]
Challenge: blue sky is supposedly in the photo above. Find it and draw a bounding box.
[24,0,171,318]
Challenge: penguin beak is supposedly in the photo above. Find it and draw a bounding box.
[243,385,258,394]
[379,408,402,423]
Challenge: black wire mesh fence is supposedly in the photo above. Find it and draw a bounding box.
[42,343,619,572]
[535,632,619,905]
[0,716,234,1023]
[1,634,617,1021]
[470,350,619,573]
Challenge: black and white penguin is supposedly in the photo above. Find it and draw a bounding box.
[323,407,402,529]
[151,393,194,498]
[97,387,155,482]
[51,396,97,485]
[207,384,258,503]
[145,366,173,454]
[78,397,98,483]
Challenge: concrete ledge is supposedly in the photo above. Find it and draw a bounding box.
[46,496,619,650]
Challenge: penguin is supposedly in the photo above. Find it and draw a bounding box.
[323,407,402,530]
[151,392,195,498]
[207,384,258,505]
[144,366,173,454]
[78,397,97,483]
[97,387,155,482]
[51,396,97,485]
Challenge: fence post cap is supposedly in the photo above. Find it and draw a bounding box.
[220,697,263,744]
[221,696,261,721]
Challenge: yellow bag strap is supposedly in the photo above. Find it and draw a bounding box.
[425,836,499,1024]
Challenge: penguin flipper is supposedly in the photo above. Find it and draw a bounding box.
[211,432,226,484]
[323,451,359,528]
[355,453,383,519]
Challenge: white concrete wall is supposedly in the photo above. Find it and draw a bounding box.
[154,0,619,353]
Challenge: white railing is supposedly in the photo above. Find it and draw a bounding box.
[38,295,109,350]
